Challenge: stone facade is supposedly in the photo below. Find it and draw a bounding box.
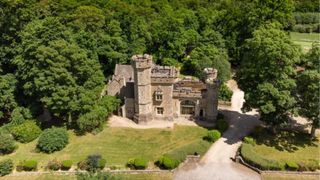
[107,54,219,124]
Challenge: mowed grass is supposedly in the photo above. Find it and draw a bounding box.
[0,125,209,169]
[248,128,319,166]
[1,172,173,180]
[290,32,320,52]
[261,173,319,180]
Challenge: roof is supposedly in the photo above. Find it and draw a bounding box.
[114,64,134,82]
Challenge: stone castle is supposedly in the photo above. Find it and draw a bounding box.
[107,54,219,124]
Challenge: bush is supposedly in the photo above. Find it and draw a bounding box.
[10,107,33,125]
[0,159,14,176]
[11,121,42,143]
[205,130,221,142]
[218,84,233,102]
[298,160,320,171]
[127,157,147,169]
[18,160,37,171]
[47,159,61,171]
[240,144,285,170]
[78,154,106,172]
[286,161,299,171]
[37,127,69,153]
[244,137,256,146]
[216,117,229,133]
[0,132,17,155]
[156,155,180,170]
[61,160,72,170]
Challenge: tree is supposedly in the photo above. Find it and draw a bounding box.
[183,45,231,82]
[296,44,320,137]
[236,24,301,128]
[0,74,17,122]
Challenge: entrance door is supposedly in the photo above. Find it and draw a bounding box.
[180,100,195,115]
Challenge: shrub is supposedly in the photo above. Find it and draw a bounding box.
[10,107,33,125]
[205,130,221,142]
[244,137,256,146]
[79,154,106,172]
[156,155,179,170]
[286,161,299,171]
[37,127,69,153]
[47,159,61,171]
[216,117,229,133]
[127,157,147,169]
[61,160,72,170]
[218,84,233,102]
[18,160,37,171]
[0,159,14,176]
[0,132,17,155]
[240,144,285,170]
[298,160,320,171]
[11,120,42,143]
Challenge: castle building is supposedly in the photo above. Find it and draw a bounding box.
[107,54,219,124]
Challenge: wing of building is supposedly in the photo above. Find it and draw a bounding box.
[107,54,219,124]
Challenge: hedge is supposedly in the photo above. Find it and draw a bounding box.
[243,136,256,146]
[216,116,229,133]
[0,159,13,176]
[17,160,38,171]
[47,159,61,171]
[286,161,299,171]
[127,157,148,169]
[240,143,285,170]
[156,155,180,170]
[61,160,73,170]
[218,84,233,102]
[205,130,221,142]
[11,120,42,143]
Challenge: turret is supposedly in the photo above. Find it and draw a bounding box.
[203,68,219,122]
[132,54,153,123]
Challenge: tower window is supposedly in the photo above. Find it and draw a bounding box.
[156,107,164,115]
[155,89,163,101]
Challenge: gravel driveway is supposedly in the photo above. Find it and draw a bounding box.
[173,80,261,180]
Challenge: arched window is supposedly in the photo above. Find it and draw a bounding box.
[180,100,195,115]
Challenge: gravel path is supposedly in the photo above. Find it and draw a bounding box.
[173,80,262,180]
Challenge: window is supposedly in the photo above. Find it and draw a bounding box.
[155,90,163,101]
[156,107,164,115]
[181,100,195,115]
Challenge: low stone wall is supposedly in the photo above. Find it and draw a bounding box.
[218,100,231,106]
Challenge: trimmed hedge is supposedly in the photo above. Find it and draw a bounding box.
[205,130,221,142]
[61,160,72,170]
[286,161,299,171]
[37,127,69,153]
[78,155,106,171]
[11,120,42,143]
[240,143,285,170]
[17,160,37,171]
[0,159,13,176]
[156,155,179,170]
[127,157,148,170]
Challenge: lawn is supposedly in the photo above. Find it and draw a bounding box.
[0,125,210,170]
[290,32,319,52]
[1,172,173,180]
[261,173,319,180]
[241,127,319,170]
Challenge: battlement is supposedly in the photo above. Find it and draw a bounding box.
[132,54,153,69]
[151,65,179,77]
[173,88,202,99]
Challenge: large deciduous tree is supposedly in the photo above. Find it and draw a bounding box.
[15,17,105,121]
[236,24,301,128]
[296,44,320,137]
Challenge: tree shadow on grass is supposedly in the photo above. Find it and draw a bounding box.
[253,127,318,153]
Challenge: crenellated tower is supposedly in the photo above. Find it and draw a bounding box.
[132,54,153,123]
[204,68,219,122]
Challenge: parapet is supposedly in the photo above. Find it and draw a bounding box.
[131,54,153,69]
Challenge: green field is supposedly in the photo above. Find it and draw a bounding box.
[290,32,320,52]
[0,125,210,170]
[241,128,319,170]
[261,173,319,180]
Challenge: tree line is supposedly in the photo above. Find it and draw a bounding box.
[0,0,319,135]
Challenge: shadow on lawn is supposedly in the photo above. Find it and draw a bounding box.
[253,128,318,153]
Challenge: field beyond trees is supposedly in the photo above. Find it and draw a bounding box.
[290,32,320,52]
[0,125,210,170]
